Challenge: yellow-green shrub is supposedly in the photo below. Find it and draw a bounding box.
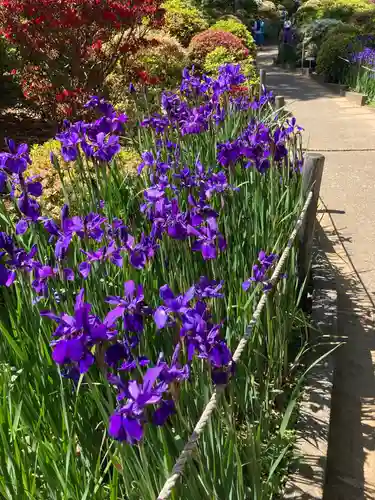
[210,18,256,57]
[162,0,208,46]
[116,149,141,176]
[105,32,187,114]
[28,141,140,218]
[203,47,258,84]
[28,140,71,218]
[136,32,188,85]
[296,0,375,25]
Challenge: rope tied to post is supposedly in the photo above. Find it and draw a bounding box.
[156,189,315,500]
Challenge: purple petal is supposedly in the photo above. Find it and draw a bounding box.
[27,181,43,197]
[124,280,136,298]
[78,262,91,279]
[202,242,216,260]
[143,365,164,388]
[66,338,85,362]
[159,284,174,301]
[182,286,195,305]
[108,413,124,440]
[15,219,28,235]
[40,310,61,322]
[63,268,74,281]
[242,280,251,292]
[127,380,141,400]
[154,307,168,330]
[79,352,94,373]
[122,417,143,443]
[153,400,175,426]
[104,305,125,327]
[52,340,69,364]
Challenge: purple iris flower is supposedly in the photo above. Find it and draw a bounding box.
[141,114,170,134]
[108,410,144,444]
[137,151,155,175]
[157,344,190,384]
[0,170,7,192]
[56,130,80,162]
[18,193,40,221]
[180,67,212,97]
[0,232,37,274]
[40,289,115,373]
[189,217,227,260]
[242,250,279,292]
[216,63,246,90]
[80,240,123,276]
[153,284,195,330]
[92,132,121,162]
[217,141,241,167]
[128,234,158,270]
[0,263,16,287]
[15,219,28,235]
[0,138,31,175]
[105,339,150,371]
[194,276,224,299]
[108,365,166,443]
[153,399,175,426]
[32,264,58,296]
[105,280,151,334]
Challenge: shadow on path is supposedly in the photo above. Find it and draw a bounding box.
[315,211,375,500]
[257,46,340,103]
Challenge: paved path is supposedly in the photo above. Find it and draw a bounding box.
[258,47,375,500]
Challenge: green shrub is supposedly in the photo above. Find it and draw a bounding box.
[316,25,361,82]
[211,18,256,56]
[279,0,297,14]
[162,0,209,46]
[297,18,345,59]
[188,29,248,66]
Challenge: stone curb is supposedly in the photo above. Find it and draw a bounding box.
[284,242,337,499]
[339,89,367,106]
[308,73,367,106]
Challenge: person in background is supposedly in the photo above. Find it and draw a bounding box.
[253,18,265,48]
[259,18,265,47]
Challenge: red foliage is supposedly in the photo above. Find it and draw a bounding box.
[0,0,165,116]
[188,29,248,65]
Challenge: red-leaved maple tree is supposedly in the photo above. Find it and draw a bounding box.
[0,0,164,116]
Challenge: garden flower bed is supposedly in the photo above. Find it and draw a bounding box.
[0,63,310,499]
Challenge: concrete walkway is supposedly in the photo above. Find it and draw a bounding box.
[258,47,375,500]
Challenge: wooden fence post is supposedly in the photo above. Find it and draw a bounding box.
[298,153,325,298]
[275,95,285,110]
[259,69,266,97]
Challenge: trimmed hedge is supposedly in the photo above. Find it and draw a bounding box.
[211,18,256,56]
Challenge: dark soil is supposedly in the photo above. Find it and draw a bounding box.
[0,79,57,148]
